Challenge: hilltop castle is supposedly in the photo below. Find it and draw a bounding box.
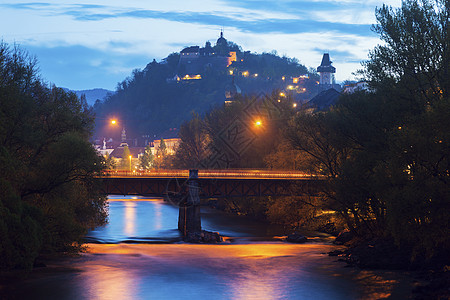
[170,31,238,81]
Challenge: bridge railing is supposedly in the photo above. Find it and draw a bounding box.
[100,169,320,180]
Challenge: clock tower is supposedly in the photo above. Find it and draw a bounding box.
[317,53,336,86]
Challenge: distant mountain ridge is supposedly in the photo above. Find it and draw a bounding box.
[62,88,113,106]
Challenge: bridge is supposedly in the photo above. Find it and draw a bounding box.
[100,169,325,199]
[100,169,326,238]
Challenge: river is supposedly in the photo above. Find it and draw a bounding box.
[1,196,414,299]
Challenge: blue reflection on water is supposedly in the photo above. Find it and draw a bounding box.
[86,196,182,243]
[1,196,409,300]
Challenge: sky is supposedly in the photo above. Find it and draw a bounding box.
[0,0,402,91]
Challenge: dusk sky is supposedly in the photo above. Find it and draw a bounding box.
[1,0,401,91]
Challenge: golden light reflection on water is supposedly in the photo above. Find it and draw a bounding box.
[85,243,321,300]
[85,243,328,258]
[124,202,136,236]
[154,201,162,230]
[352,271,409,300]
[108,197,162,202]
[82,264,139,300]
[83,243,413,300]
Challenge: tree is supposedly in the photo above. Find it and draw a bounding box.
[363,0,449,101]
[104,151,116,169]
[154,139,167,169]
[159,138,167,154]
[286,0,449,262]
[360,0,450,258]
[198,91,297,169]
[173,113,211,169]
[93,40,317,140]
[122,145,131,170]
[139,145,154,169]
[0,42,107,270]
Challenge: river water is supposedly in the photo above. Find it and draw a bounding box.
[1,196,413,299]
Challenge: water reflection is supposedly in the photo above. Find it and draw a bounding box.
[154,200,163,230]
[82,243,357,300]
[1,197,414,300]
[124,201,136,236]
[86,196,181,243]
[83,263,140,300]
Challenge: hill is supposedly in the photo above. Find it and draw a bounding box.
[62,88,113,106]
[93,33,320,142]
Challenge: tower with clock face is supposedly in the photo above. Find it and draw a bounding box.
[317,53,336,87]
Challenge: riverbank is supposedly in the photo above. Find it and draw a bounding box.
[327,237,450,300]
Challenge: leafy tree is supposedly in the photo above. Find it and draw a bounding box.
[0,42,107,269]
[93,40,317,140]
[139,145,154,169]
[286,0,449,262]
[154,138,170,169]
[122,145,131,170]
[264,139,315,172]
[159,138,167,154]
[104,151,116,169]
[363,0,449,100]
[359,0,450,258]
[173,112,211,169]
[173,90,298,169]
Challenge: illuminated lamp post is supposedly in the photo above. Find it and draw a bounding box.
[129,155,132,172]
[105,117,120,143]
[253,119,264,134]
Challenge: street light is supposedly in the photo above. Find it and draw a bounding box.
[111,119,117,125]
[129,155,132,172]
[255,120,262,127]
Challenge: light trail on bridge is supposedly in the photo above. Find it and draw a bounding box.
[101,169,322,180]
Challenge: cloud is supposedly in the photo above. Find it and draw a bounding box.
[0,1,375,34]
[25,45,150,90]
[0,0,402,89]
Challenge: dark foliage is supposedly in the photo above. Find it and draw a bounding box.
[0,43,107,270]
[287,0,450,265]
[174,90,298,169]
[93,44,318,139]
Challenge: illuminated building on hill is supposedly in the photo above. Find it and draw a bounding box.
[171,30,237,82]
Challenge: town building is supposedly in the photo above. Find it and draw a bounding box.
[343,81,370,93]
[307,88,341,111]
[150,128,181,156]
[96,128,145,170]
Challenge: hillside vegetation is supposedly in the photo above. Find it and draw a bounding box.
[94,42,319,138]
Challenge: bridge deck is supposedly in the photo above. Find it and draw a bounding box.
[100,170,325,198]
[101,169,320,180]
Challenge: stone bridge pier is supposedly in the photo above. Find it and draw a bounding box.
[178,169,201,236]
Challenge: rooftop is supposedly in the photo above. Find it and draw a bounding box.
[308,88,341,111]
[317,53,336,73]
